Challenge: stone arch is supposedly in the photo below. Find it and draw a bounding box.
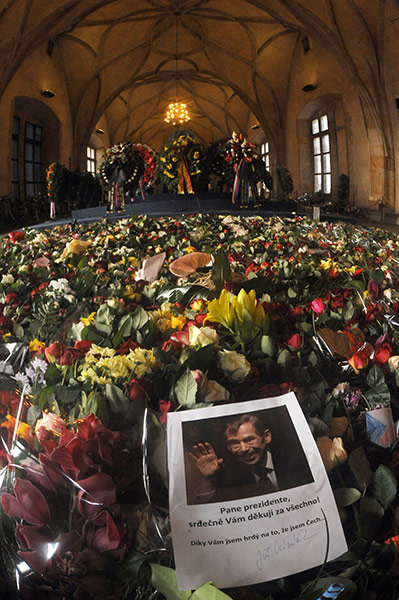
[13,96,61,197]
[297,94,350,201]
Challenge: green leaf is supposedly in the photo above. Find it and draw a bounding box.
[150,563,191,600]
[45,363,62,385]
[287,287,297,298]
[156,285,213,304]
[112,315,132,348]
[277,348,291,366]
[37,385,56,411]
[55,385,80,405]
[191,582,234,599]
[364,383,391,407]
[261,335,276,357]
[131,306,150,332]
[70,320,85,341]
[211,249,231,294]
[359,496,384,520]
[174,368,198,407]
[105,383,129,413]
[342,301,354,322]
[178,344,215,378]
[348,446,372,490]
[370,268,384,285]
[333,487,362,507]
[12,322,24,340]
[372,464,398,509]
[366,364,385,388]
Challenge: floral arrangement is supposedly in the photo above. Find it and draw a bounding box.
[276,164,294,197]
[158,133,207,192]
[224,131,257,165]
[206,139,235,186]
[131,143,157,185]
[99,142,145,194]
[0,214,399,598]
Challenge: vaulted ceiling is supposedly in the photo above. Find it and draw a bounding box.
[0,0,394,152]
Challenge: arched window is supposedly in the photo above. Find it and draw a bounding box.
[297,94,347,200]
[311,114,331,194]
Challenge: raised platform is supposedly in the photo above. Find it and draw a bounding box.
[70,193,298,223]
[29,193,357,231]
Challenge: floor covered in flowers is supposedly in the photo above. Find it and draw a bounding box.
[0,212,398,600]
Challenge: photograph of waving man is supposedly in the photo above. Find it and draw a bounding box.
[183,409,313,504]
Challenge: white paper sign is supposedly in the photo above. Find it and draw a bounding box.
[167,393,347,590]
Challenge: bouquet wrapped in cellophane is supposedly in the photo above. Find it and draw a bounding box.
[0,399,170,600]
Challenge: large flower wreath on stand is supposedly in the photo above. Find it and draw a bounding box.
[99,142,145,209]
[158,131,207,194]
[223,132,258,207]
[130,144,157,199]
[206,139,235,191]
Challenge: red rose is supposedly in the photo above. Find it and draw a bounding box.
[8,231,25,244]
[74,339,93,354]
[44,342,62,362]
[116,339,139,355]
[290,306,303,319]
[286,333,302,351]
[330,295,344,310]
[59,348,81,366]
[348,342,373,373]
[126,378,152,402]
[4,292,18,304]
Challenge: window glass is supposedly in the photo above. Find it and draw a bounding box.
[323,174,331,194]
[322,134,330,153]
[323,154,331,173]
[313,137,320,154]
[314,175,322,192]
[314,155,322,174]
[312,114,331,194]
[11,117,20,199]
[25,122,42,196]
[320,115,328,131]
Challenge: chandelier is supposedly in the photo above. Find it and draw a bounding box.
[164,14,190,126]
[164,101,190,125]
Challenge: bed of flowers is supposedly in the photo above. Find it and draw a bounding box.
[0,214,399,599]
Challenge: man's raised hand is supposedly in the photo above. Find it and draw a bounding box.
[189,442,223,478]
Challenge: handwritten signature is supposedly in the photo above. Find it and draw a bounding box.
[255,529,319,571]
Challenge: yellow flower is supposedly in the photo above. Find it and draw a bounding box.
[160,157,166,162]
[234,288,265,329]
[124,285,137,299]
[29,339,45,352]
[345,265,358,275]
[185,246,197,253]
[80,312,96,327]
[205,289,235,329]
[205,288,265,345]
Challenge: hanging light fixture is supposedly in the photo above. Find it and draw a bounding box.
[164,14,190,126]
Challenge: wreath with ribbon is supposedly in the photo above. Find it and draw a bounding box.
[158,133,207,193]
[277,164,294,197]
[131,143,157,185]
[99,142,145,194]
[206,139,235,186]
